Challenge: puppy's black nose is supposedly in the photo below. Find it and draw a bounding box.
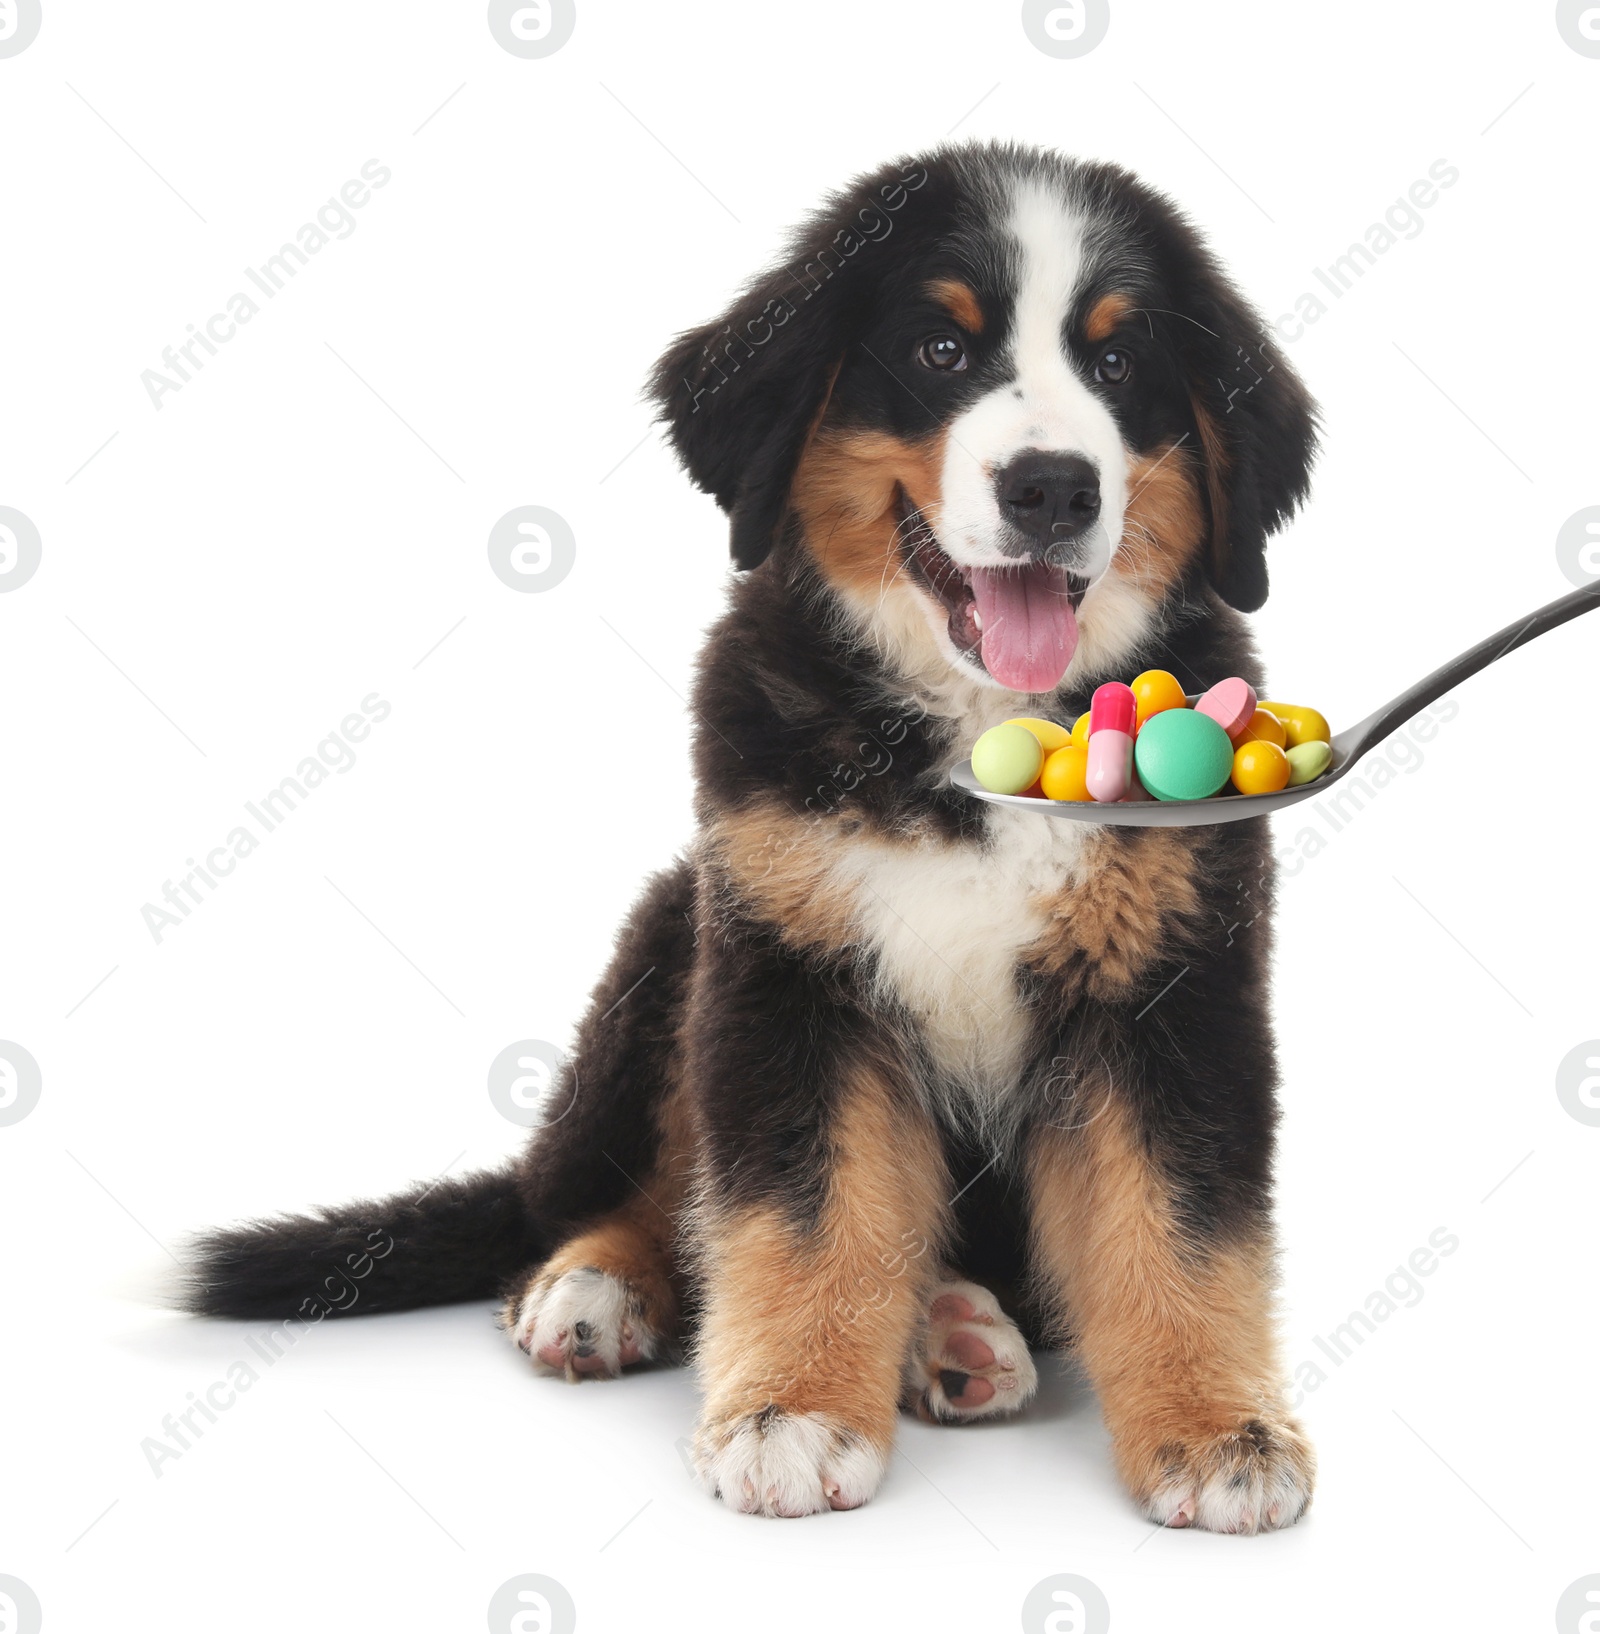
[996,452,1101,555]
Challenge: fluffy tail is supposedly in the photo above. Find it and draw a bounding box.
[180,1163,542,1320]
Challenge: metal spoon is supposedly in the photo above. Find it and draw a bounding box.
[951,579,1600,827]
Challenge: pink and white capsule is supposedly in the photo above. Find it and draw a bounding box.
[1086,682,1137,803]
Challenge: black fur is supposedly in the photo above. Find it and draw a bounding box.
[649,154,951,570]
[183,1166,535,1319]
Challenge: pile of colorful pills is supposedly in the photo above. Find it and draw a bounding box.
[968,672,1332,805]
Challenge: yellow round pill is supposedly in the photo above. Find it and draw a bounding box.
[1238,707,1287,749]
[1131,669,1187,727]
[1070,712,1091,746]
[1231,739,1291,795]
[1258,700,1331,748]
[1005,716,1073,755]
[1040,742,1093,802]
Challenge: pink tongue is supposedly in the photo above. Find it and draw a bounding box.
[969,564,1079,693]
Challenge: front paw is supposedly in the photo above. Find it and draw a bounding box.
[694,1408,888,1518]
[1132,1415,1314,1534]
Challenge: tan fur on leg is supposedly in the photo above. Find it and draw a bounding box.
[1027,1097,1313,1533]
[693,1065,948,1516]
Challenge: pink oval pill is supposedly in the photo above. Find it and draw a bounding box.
[1195,677,1258,742]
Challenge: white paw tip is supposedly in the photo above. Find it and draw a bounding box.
[508,1268,656,1380]
[698,1412,886,1519]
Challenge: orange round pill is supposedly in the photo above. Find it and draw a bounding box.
[1131,669,1187,727]
[1070,712,1091,746]
[1231,739,1291,795]
[1040,742,1093,802]
[1237,707,1287,750]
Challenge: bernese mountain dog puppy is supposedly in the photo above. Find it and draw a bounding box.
[188,141,1320,1533]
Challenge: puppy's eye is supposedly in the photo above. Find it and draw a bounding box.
[917,335,968,372]
[1095,349,1132,385]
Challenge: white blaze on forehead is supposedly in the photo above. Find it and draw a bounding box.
[934,179,1129,573]
[1008,181,1093,397]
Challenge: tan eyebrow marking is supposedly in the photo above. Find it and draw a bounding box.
[926,279,984,334]
[1085,292,1135,344]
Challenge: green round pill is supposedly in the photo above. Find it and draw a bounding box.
[1286,739,1332,786]
[971,722,1044,795]
[1133,708,1234,801]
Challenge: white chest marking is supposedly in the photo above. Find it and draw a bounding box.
[829,806,1089,1116]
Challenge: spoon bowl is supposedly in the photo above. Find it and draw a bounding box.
[951,581,1600,826]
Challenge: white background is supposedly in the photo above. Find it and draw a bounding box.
[3,2,1598,1631]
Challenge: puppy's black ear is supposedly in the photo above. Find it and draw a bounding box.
[1177,260,1319,612]
[650,301,842,571]
[648,159,933,570]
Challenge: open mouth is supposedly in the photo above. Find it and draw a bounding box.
[896,487,1089,694]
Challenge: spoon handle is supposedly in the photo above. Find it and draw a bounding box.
[1332,579,1600,762]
